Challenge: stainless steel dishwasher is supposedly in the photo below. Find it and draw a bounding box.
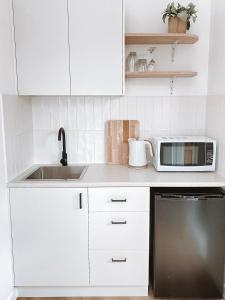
[151,188,225,299]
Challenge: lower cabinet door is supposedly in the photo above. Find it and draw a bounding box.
[90,250,149,286]
[10,188,89,286]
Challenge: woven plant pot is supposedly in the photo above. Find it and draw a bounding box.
[168,16,187,33]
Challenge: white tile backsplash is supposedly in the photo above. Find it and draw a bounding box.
[206,95,225,176]
[32,96,206,164]
[3,94,223,176]
[2,95,33,180]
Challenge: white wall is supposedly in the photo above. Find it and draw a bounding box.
[0,0,17,298]
[0,97,14,300]
[32,96,206,164]
[206,95,225,175]
[206,1,225,176]
[125,0,211,96]
[207,1,225,96]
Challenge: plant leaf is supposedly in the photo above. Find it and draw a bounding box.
[177,11,188,22]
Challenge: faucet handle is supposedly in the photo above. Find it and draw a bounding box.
[60,152,67,166]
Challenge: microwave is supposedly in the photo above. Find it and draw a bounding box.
[151,136,216,172]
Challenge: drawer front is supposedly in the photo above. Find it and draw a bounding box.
[89,187,150,212]
[90,250,149,286]
[90,212,149,250]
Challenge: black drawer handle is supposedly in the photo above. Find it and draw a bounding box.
[111,198,127,202]
[112,258,127,263]
[111,221,127,225]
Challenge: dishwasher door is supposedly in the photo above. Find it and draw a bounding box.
[153,192,225,298]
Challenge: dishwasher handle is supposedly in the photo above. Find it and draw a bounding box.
[157,195,199,201]
[156,193,225,201]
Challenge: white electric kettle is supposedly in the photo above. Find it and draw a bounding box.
[128,138,153,168]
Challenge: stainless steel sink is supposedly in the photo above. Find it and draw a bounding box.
[25,166,87,181]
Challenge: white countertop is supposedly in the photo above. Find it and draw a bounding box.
[8,164,225,188]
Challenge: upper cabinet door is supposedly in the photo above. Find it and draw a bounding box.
[13,0,70,95]
[68,0,124,95]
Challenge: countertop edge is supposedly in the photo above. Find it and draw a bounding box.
[8,181,225,188]
[8,164,225,188]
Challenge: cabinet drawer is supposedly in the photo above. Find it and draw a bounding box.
[90,212,149,250]
[90,250,149,286]
[89,187,150,211]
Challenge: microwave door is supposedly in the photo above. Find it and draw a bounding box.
[159,140,215,171]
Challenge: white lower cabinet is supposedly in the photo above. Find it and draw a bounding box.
[10,186,150,290]
[89,187,150,287]
[10,188,89,286]
[90,250,149,286]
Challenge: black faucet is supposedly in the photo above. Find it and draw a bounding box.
[58,127,68,166]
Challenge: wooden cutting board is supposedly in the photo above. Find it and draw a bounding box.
[106,120,140,165]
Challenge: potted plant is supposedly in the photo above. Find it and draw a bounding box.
[162,2,197,33]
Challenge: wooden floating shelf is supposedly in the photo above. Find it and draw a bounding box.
[126,71,198,78]
[125,33,199,45]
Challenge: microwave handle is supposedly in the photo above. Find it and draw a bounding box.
[144,140,154,157]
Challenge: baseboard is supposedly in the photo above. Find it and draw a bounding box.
[17,286,148,297]
[6,289,18,300]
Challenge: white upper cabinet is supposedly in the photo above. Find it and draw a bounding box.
[13,0,70,95]
[13,0,124,96]
[68,0,124,95]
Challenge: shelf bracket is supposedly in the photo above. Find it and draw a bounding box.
[170,77,175,95]
[171,40,179,63]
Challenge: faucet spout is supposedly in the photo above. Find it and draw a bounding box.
[58,127,68,166]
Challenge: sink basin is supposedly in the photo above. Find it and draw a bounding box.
[25,166,87,181]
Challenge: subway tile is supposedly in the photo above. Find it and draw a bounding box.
[85,97,95,130]
[127,97,137,120]
[59,97,69,129]
[1,94,217,173]
[32,97,56,130]
[119,96,128,119]
[94,131,105,163]
[102,97,111,128]
[93,97,104,130]
[76,97,86,130]
[85,132,95,163]
[33,130,60,164]
[110,97,120,119]
[29,95,207,165]
[67,131,78,163]
[68,97,78,130]
[76,132,88,163]
[136,96,146,131]
[2,95,33,180]
[206,95,225,175]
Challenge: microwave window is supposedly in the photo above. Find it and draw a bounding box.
[160,143,211,166]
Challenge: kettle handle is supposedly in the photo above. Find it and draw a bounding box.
[144,140,154,157]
